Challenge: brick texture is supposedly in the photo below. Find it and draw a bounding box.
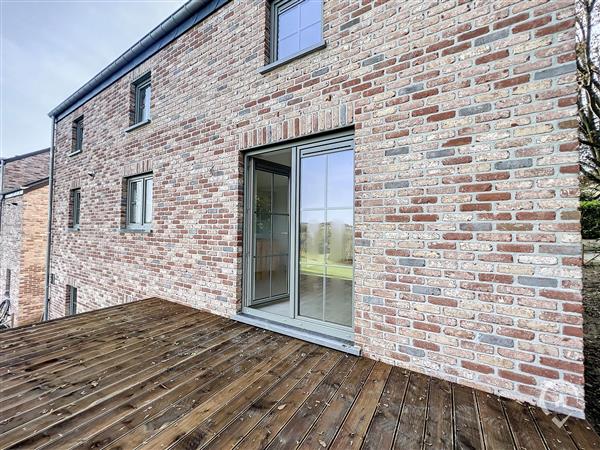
[1,150,49,193]
[48,0,584,417]
[18,186,49,325]
[0,185,48,326]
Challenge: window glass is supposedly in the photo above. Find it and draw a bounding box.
[134,75,151,124]
[144,178,153,224]
[275,0,322,61]
[129,180,143,225]
[73,118,83,152]
[127,174,153,229]
[72,189,81,228]
[69,286,78,315]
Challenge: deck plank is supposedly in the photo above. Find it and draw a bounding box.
[0,298,169,352]
[393,372,430,449]
[251,355,357,450]
[0,298,597,450]
[0,316,236,436]
[503,399,547,450]
[174,346,329,449]
[0,309,212,399]
[15,329,272,449]
[297,357,375,449]
[131,340,309,450]
[453,384,484,450]
[0,301,179,368]
[361,366,409,450]
[564,417,600,449]
[476,390,516,450]
[423,376,453,450]
[329,361,391,449]
[202,352,343,450]
[529,406,578,450]
[0,321,249,446]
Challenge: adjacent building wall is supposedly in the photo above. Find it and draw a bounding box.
[48,0,584,416]
[0,195,23,327]
[1,150,49,193]
[18,185,49,325]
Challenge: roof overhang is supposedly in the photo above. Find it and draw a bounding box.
[1,177,49,198]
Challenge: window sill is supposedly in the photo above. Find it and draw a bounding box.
[68,150,82,157]
[67,227,80,232]
[119,227,152,234]
[258,41,327,75]
[125,119,151,133]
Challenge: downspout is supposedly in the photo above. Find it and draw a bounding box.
[43,117,56,321]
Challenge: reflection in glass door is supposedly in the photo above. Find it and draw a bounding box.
[250,163,290,307]
[299,149,353,327]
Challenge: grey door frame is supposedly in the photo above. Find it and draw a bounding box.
[242,130,355,342]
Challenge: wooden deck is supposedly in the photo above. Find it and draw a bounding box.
[0,298,598,450]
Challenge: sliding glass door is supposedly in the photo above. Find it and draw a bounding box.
[243,133,354,340]
[298,149,353,327]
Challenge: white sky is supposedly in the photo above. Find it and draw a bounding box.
[0,0,186,159]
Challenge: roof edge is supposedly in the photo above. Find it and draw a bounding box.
[1,177,49,197]
[48,0,230,121]
[2,147,50,164]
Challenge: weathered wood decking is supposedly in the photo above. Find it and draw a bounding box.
[0,298,598,449]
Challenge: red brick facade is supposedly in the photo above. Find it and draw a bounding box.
[48,1,584,416]
[1,183,49,327]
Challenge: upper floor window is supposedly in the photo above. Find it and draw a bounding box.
[72,116,83,153]
[67,285,77,315]
[70,188,81,230]
[133,74,151,125]
[271,0,323,62]
[126,173,153,230]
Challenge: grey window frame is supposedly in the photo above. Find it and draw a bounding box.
[270,0,323,64]
[70,188,81,230]
[72,116,84,153]
[126,173,153,230]
[133,73,151,125]
[67,285,77,315]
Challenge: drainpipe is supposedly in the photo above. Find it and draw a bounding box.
[43,117,56,321]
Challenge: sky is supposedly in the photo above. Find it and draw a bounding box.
[0,0,186,159]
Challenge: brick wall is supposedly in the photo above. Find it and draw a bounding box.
[0,195,22,326]
[0,185,48,327]
[49,0,584,416]
[18,185,49,325]
[1,150,49,193]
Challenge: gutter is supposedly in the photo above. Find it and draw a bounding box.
[48,0,229,121]
[43,117,56,321]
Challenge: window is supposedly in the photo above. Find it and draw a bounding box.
[72,117,84,153]
[67,285,77,315]
[4,269,11,298]
[271,0,323,62]
[70,188,81,229]
[126,173,153,230]
[133,74,151,125]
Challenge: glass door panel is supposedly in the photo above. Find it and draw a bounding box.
[250,165,290,306]
[299,149,353,327]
